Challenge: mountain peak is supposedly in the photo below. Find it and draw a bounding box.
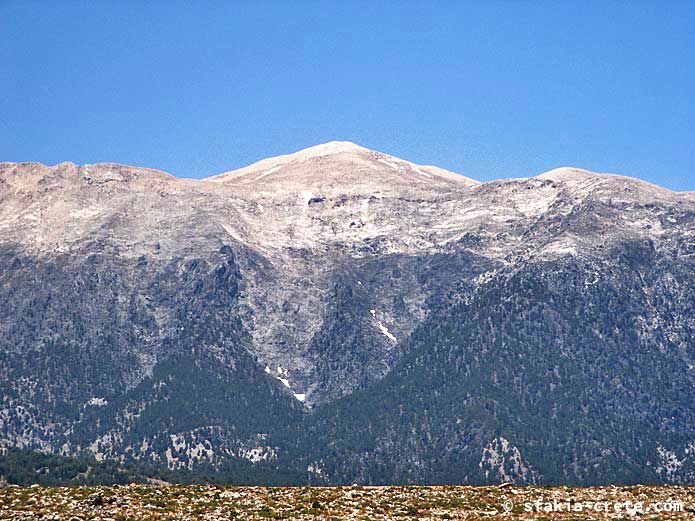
[208,141,373,183]
[292,140,368,157]
[208,142,478,188]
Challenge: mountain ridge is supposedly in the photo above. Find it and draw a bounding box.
[1,143,694,485]
[3,141,690,194]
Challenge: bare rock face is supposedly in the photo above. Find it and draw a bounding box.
[1,142,694,485]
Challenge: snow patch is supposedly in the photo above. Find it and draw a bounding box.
[377,321,397,342]
[266,366,305,402]
[369,309,396,342]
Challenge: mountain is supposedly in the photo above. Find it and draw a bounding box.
[1,142,694,485]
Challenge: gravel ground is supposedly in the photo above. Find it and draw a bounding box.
[1,484,694,520]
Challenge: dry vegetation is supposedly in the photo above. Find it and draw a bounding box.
[0,484,693,520]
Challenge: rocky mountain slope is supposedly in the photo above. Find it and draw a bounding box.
[1,142,694,484]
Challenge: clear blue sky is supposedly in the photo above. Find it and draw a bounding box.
[2,1,694,190]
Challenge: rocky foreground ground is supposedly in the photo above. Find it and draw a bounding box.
[0,484,693,520]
